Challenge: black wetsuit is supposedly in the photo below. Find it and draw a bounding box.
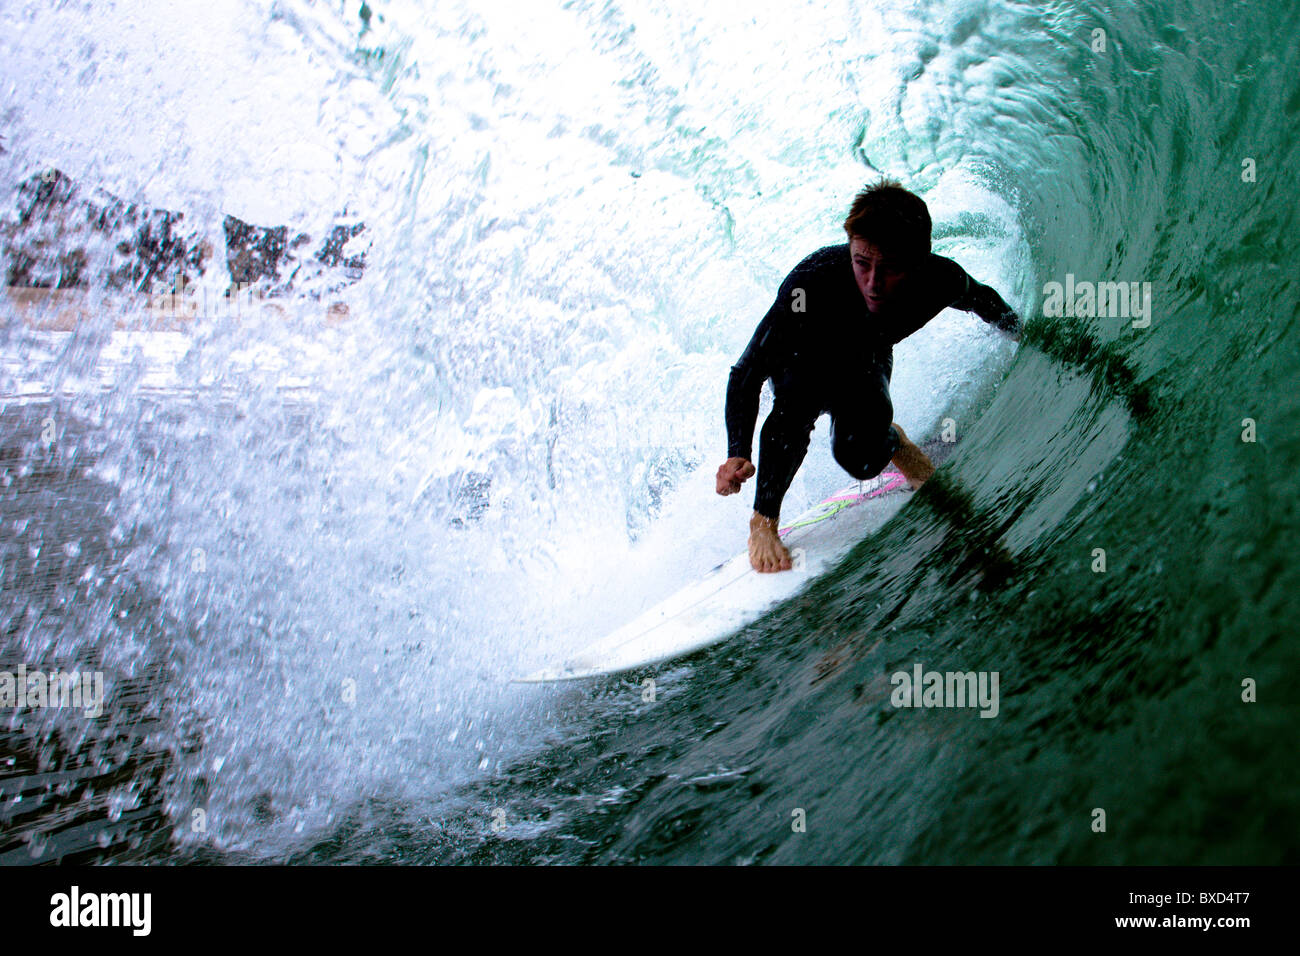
[725,243,1019,519]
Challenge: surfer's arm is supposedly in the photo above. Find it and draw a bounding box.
[953,271,1021,338]
[725,302,786,461]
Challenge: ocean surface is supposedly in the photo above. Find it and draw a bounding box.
[0,0,1296,864]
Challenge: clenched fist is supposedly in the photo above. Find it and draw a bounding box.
[716,456,755,495]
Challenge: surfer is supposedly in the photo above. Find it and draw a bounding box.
[716,179,1022,572]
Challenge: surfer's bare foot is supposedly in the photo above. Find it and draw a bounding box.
[890,423,935,489]
[749,511,793,573]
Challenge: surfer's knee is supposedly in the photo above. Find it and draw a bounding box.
[832,423,898,480]
[835,450,889,481]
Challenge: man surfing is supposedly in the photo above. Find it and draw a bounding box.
[716,179,1022,573]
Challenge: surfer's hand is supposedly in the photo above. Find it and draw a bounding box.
[716,457,755,495]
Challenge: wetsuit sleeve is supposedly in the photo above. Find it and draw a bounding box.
[725,290,791,461]
[951,268,1021,335]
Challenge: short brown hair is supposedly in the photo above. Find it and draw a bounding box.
[843,178,931,262]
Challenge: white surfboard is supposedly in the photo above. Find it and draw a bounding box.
[516,469,914,682]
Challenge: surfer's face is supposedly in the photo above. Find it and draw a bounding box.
[850,238,909,313]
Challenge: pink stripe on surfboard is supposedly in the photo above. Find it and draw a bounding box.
[824,474,907,502]
[778,471,908,534]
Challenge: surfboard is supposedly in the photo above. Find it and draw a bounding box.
[516,440,955,683]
